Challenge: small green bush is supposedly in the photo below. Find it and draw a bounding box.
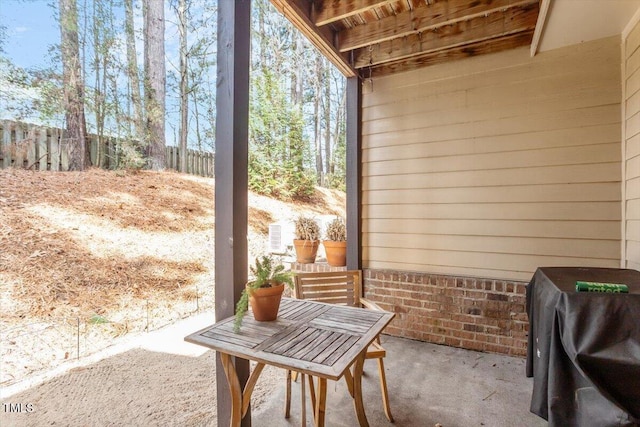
[249,154,315,200]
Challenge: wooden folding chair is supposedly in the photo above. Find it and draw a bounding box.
[284,270,393,423]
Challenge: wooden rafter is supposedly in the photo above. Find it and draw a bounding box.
[370,30,534,77]
[353,2,539,69]
[271,0,542,78]
[337,0,538,52]
[530,0,551,56]
[313,0,395,26]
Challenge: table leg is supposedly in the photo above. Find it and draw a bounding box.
[300,373,306,427]
[308,375,317,416]
[352,350,369,427]
[314,377,327,427]
[220,353,242,427]
[343,368,354,397]
[285,370,292,418]
[219,353,266,427]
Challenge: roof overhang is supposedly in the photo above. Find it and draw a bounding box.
[270,0,640,79]
[270,0,540,78]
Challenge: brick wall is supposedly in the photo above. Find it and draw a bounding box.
[364,270,529,357]
[291,263,529,357]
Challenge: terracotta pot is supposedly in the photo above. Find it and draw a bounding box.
[323,240,347,266]
[293,239,320,263]
[248,283,285,321]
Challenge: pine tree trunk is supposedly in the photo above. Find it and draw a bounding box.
[314,54,323,185]
[323,59,331,186]
[143,0,166,170]
[59,0,88,171]
[92,1,101,168]
[291,32,304,170]
[178,0,188,173]
[124,0,144,144]
[332,87,346,176]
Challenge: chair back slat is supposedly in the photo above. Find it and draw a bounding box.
[294,270,362,307]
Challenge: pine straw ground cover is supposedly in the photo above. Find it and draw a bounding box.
[0,168,344,385]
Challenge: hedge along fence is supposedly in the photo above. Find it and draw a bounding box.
[0,120,214,177]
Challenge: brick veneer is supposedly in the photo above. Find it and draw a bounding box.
[364,269,529,357]
[292,263,529,357]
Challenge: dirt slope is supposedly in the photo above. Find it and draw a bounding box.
[0,168,345,384]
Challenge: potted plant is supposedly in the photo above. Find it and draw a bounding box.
[323,217,347,266]
[293,215,320,263]
[234,255,293,332]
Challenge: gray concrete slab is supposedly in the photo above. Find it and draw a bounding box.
[2,314,547,426]
[252,335,547,427]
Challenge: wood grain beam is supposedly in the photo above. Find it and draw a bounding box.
[370,30,534,77]
[530,0,551,56]
[270,0,357,77]
[354,3,539,68]
[346,76,362,271]
[314,0,395,26]
[338,0,538,52]
[215,1,251,425]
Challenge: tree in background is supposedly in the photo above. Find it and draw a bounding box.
[87,0,115,168]
[176,0,188,173]
[59,0,88,170]
[249,68,314,199]
[2,0,345,187]
[143,0,166,170]
[246,0,348,199]
[124,0,143,143]
[167,1,217,155]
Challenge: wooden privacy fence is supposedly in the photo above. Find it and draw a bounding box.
[165,145,214,177]
[0,121,214,177]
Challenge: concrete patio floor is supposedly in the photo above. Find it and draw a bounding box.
[1,313,547,426]
[252,335,546,427]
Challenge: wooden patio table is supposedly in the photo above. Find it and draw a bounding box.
[185,297,395,427]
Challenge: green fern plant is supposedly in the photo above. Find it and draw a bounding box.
[234,255,293,332]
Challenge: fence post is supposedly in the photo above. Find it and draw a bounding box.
[26,126,36,167]
[89,136,96,166]
[3,121,12,168]
[12,124,26,168]
[60,136,70,171]
[50,129,60,171]
[38,128,48,170]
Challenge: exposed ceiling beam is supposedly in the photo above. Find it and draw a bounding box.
[353,3,539,68]
[270,0,357,77]
[370,30,534,77]
[314,0,395,26]
[530,0,551,57]
[338,0,538,52]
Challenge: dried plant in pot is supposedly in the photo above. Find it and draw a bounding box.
[234,255,293,332]
[323,217,347,267]
[293,215,320,263]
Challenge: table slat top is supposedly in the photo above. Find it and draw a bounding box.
[185,298,395,380]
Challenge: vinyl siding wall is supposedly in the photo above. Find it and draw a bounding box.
[624,20,640,270]
[362,36,623,282]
